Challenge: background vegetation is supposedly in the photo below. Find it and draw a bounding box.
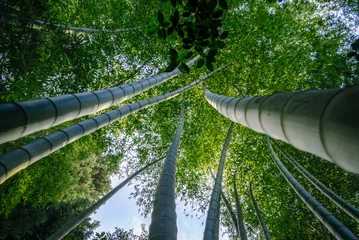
[0,0,359,239]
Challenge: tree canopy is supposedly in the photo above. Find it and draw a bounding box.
[1,0,359,239]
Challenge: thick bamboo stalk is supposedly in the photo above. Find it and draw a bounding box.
[0,56,199,145]
[204,86,359,173]
[0,12,141,34]
[249,182,271,240]
[148,97,185,240]
[274,141,359,223]
[204,122,234,240]
[234,177,247,240]
[214,194,221,240]
[0,65,229,185]
[47,157,164,240]
[266,136,358,240]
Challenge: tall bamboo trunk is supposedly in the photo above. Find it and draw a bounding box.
[204,122,234,240]
[273,141,359,223]
[220,189,239,236]
[0,56,200,145]
[214,194,221,240]
[204,86,359,173]
[0,12,141,34]
[266,136,357,240]
[249,182,271,240]
[47,157,163,240]
[0,65,229,185]
[233,176,247,240]
[148,96,185,240]
[210,169,239,236]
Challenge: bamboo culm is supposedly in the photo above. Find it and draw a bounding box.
[148,97,185,240]
[0,56,199,145]
[204,86,359,173]
[0,65,229,185]
[266,136,357,240]
[47,157,164,240]
[203,122,234,240]
[210,169,239,236]
[273,141,359,223]
[249,182,271,240]
[234,176,247,240]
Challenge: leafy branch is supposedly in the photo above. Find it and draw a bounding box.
[146,0,229,73]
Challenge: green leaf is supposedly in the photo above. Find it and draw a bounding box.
[347,52,356,57]
[196,58,205,68]
[171,0,177,8]
[167,26,176,35]
[177,0,183,4]
[355,54,359,61]
[206,0,217,11]
[170,49,178,64]
[212,10,223,18]
[199,40,210,46]
[157,28,166,39]
[178,62,190,73]
[165,64,177,72]
[183,12,191,17]
[220,31,228,39]
[146,23,157,34]
[206,61,214,71]
[219,0,228,9]
[176,28,185,38]
[157,11,164,25]
[183,38,194,44]
[217,40,225,48]
[183,44,192,49]
[184,51,194,59]
[189,0,198,7]
[152,14,159,25]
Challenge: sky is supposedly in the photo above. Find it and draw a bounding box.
[91,175,229,239]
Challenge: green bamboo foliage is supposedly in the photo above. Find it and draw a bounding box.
[274,141,359,223]
[0,12,141,35]
[148,96,185,240]
[204,122,234,240]
[233,176,247,240]
[0,56,201,145]
[47,157,164,240]
[249,182,271,240]
[0,65,229,185]
[266,136,358,240]
[204,86,359,173]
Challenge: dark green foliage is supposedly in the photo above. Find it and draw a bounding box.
[148,0,229,73]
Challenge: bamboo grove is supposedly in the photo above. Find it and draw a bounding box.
[1,0,359,239]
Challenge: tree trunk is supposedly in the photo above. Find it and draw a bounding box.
[273,141,359,223]
[210,169,239,236]
[0,12,141,35]
[249,182,271,240]
[266,136,357,240]
[204,86,359,173]
[148,96,185,240]
[234,176,247,240]
[0,57,202,145]
[220,189,239,236]
[0,65,229,185]
[203,122,234,240]
[47,157,164,240]
[214,194,221,240]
